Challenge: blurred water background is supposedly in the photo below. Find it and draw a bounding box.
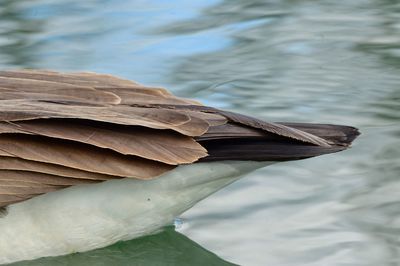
[1,0,399,265]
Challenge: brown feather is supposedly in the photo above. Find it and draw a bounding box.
[0,101,211,136]
[0,158,117,180]
[0,194,37,207]
[0,77,121,105]
[0,120,208,165]
[0,70,141,88]
[0,170,97,186]
[0,70,359,208]
[0,134,174,179]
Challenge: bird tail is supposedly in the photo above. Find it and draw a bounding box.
[196,122,360,162]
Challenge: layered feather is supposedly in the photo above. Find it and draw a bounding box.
[0,70,359,208]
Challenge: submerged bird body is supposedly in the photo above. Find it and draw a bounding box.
[0,70,359,264]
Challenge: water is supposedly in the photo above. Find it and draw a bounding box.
[1,0,399,265]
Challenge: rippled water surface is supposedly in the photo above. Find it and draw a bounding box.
[2,0,400,265]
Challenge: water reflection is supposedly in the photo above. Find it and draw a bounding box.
[0,0,399,265]
[163,1,400,265]
[0,0,44,67]
[10,227,235,266]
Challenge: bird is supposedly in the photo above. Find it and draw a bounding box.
[0,70,359,264]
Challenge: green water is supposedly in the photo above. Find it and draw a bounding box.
[11,227,234,266]
[1,0,400,265]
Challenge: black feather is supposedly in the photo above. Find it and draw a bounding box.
[197,122,360,162]
[0,207,8,218]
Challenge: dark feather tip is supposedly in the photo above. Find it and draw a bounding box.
[0,207,8,218]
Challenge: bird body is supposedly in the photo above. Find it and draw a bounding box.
[1,161,268,264]
[0,70,359,264]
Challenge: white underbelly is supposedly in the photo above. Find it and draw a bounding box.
[0,161,271,264]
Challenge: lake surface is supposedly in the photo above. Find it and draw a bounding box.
[1,0,399,265]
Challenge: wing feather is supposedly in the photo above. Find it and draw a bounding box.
[0,157,116,180]
[0,170,99,185]
[0,77,121,105]
[0,101,212,136]
[0,135,174,179]
[0,120,207,165]
[0,70,359,208]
